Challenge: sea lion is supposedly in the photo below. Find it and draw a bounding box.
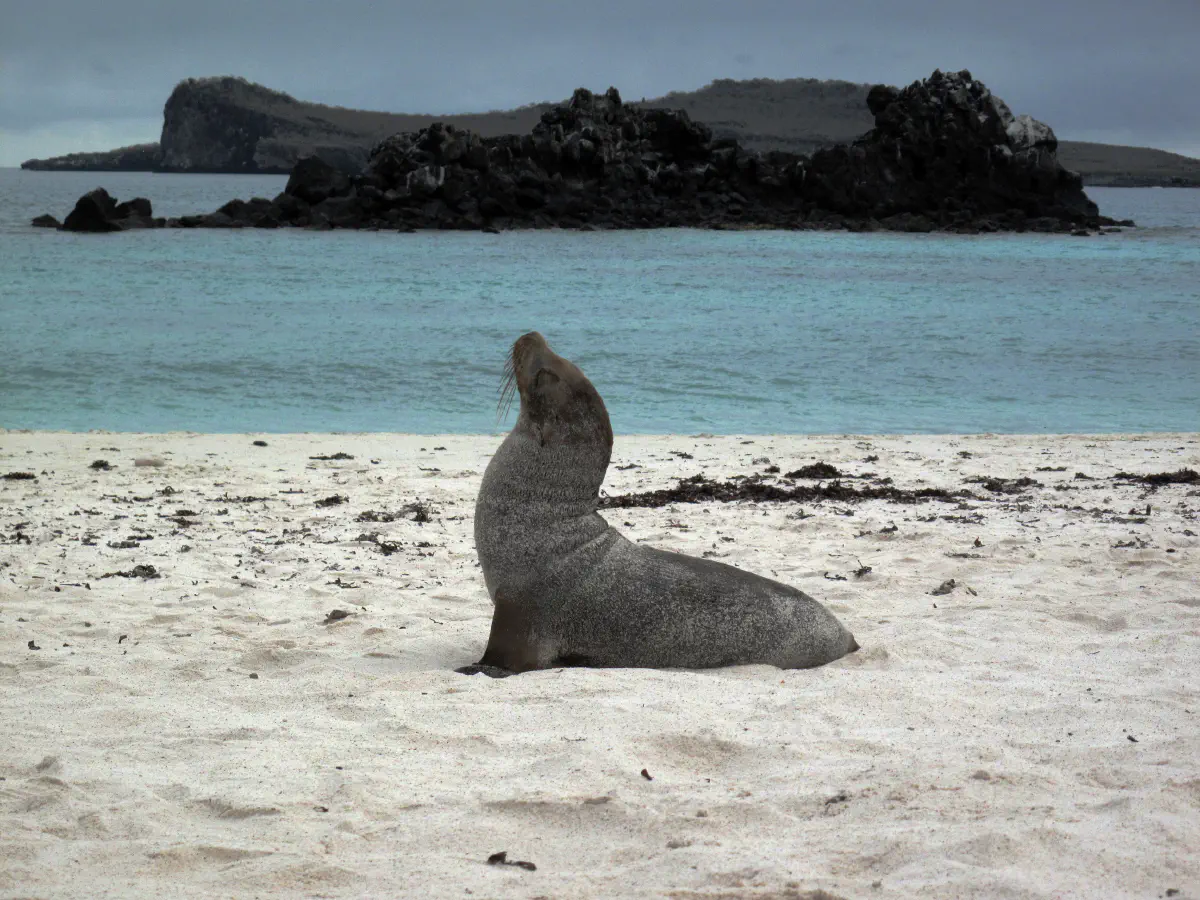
[459,332,858,676]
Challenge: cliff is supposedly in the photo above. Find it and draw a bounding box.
[158,77,411,173]
[20,75,1198,187]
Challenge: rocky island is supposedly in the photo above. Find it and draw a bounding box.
[21,73,1200,188]
[39,70,1131,235]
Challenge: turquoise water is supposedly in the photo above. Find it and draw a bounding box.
[1,169,1197,434]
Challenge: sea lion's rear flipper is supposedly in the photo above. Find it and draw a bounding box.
[454,590,547,675]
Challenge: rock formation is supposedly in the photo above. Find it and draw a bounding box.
[38,71,1133,234]
[169,71,1114,234]
[796,71,1099,229]
[53,189,163,232]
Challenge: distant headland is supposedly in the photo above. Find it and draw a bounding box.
[20,74,1200,187]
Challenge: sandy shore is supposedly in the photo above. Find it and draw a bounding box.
[1,431,1197,899]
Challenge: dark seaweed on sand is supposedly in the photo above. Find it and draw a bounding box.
[963,476,1042,494]
[99,564,160,580]
[599,474,965,509]
[785,462,845,479]
[1111,469,1199,486]
[354,532,402,555]
[487,851,536,871]
[356,501,433,523]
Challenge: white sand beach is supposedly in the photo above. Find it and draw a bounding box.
[1,431,1197,899]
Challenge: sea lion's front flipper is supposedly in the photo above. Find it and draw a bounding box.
[454,590,548,676]
[454,663,516,678]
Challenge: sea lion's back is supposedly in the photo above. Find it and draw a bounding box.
[560,541,858,669]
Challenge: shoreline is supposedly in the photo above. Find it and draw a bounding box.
[5,428,1195,435]
[2,431,1197,897]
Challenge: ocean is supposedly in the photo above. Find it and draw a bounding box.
[1,168,1197,434]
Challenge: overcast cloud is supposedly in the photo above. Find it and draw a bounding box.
[1,0,1197,166]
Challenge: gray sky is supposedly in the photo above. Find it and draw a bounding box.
[2,0,1198,166]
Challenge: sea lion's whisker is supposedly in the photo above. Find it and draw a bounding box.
[496,346,517,422]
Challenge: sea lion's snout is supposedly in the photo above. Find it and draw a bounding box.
[499,332,613,448]
[508,332,577,407]
[499,332,549,422]
[511,332,554,393]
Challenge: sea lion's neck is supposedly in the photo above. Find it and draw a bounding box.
[483,427,610,513]
[475,426,616,599]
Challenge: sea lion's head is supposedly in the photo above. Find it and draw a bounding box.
[501,332,612,449]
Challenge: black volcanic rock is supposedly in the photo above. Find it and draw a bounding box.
[114,197,153,219]
[60,188,162,233]
[185,71,1107,234]
[31,214,61,228]
[62,189,122,232]
[801,69,1099,226]
[48,71,1120,235]
[865,85,899,117]
[285,156,352,204]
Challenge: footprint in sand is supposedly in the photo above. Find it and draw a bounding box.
[1056,612,1128,632]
